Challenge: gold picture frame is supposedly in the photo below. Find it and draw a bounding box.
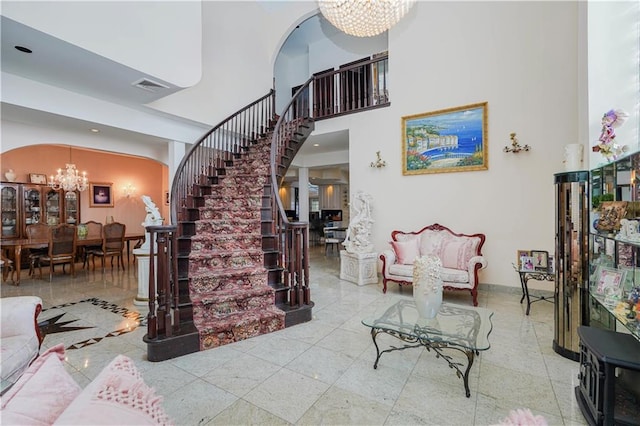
[89,182,114,208]
[29,173,47,184]
[402,102,488,175]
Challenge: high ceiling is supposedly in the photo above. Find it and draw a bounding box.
[0,11,349,181]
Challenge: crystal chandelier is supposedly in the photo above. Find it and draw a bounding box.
[49,148,89,193]
[318,0,416,38]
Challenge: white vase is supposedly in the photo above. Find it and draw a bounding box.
[4,169,16,182]
[412,255,443,319]
[564,144,584,171]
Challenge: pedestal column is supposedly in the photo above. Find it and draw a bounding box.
[340,250,379,285]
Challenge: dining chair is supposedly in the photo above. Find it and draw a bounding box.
[38,224,77,282]
[90,222,126,271]
[26,223,50,277]
[80,220,103,269]
[0,252,14,283]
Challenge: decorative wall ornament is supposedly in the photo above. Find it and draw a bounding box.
[503,132,530,153]
[370,151,387,168]
[318,0,416,38]
[342,191,374,254]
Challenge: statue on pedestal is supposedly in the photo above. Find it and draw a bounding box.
[140,195,163,251]
[342,191,374,254]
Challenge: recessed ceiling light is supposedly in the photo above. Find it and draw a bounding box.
[14,45,32,53]
[90,128,100,133]
[313,143,320,147]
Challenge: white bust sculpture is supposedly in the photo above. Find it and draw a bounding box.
[342,191,374,254]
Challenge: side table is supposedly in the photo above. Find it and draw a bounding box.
[517,270,554,315]
[339,250,378,286]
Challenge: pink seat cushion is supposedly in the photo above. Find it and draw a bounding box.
[440,238,477,270]
[390,238,420,265]
[1,344,82,425]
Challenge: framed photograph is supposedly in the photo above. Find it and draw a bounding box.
[402,102,488,175]
[89,182,114,207]
[531,250,549,272]
[29,173,47,185]
[548,255,555,274]
[521,256,535,272]
[592,266,625,295]
[516,250,530,270]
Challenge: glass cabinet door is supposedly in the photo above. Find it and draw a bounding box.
[1,184,19,239]
[23,185,43,233]
[44,188,61,226]
[63,191,79,224]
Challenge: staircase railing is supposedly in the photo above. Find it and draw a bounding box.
[147,90,276,342]
[270,78,314,307]
[171,90,276,224]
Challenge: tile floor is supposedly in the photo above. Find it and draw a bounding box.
[1,247,587,425]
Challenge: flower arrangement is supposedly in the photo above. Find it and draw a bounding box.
[592,108,629,161]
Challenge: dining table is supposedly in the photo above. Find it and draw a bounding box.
[1,233,145,285]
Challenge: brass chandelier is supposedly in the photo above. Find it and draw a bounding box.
[318,0,416,38]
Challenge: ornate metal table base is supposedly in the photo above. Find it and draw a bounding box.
[518,271,554,315]
[369,327,476,398]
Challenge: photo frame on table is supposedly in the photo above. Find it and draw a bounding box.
[548,255,555,274]
[592,266,626,295]
[531,250,549,272]
[89,182,113,208]
[29,173,47,185]
[516,249,530,270]
[521,256,535,272]
[401,102,488,175]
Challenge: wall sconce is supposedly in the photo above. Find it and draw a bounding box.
[123,183,136,198]
[370,151,387,168]
[503,132,530,153]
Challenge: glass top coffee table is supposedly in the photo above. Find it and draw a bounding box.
[362,297,493,397]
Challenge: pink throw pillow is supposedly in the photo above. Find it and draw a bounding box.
[390,239,420,265]
[1,344,82,426]
[440,238,476,270]
[53,354,173,425]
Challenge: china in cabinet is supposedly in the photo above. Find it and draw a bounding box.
[0,182,81,239]
[575,152,640,426]
[1,183,19,239]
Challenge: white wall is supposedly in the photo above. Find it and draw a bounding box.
[587,1,640,168]
[3,1,638,290]
[1,120,169,164]
[314,1,580,288]
[2,1,203,87]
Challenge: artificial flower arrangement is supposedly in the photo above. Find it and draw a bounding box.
[592,108,629,161]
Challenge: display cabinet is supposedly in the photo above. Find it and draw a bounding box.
[577,152,640,426]
[1,183,20,239]
[588,151,640,337]
[554,170,590,361]
[0,183,81,239]
[63,191,79,225]
[22,184,43,234]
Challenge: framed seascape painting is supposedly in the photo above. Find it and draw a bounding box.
[402,102,488,175]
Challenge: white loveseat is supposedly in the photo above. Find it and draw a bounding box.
[0,296,44,394]
[379,223,487,306]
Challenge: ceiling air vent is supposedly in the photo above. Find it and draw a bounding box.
[132,78,169,92]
